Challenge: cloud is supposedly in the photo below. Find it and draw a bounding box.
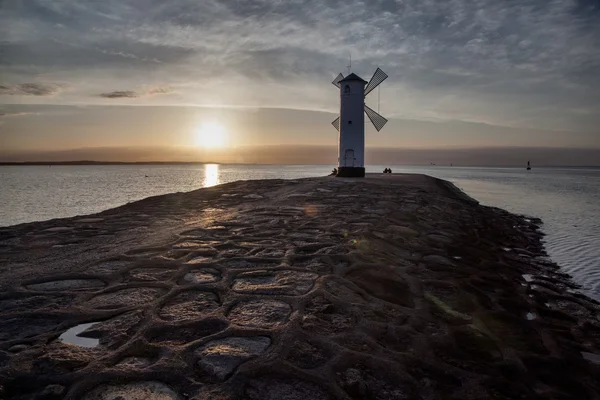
[99,86,172,99]
[99,90,138,99]
[0,0,598,134]
[0,112,31,117]
[0,110,33,128]
[147,86,172,95]
[0,83,65,96]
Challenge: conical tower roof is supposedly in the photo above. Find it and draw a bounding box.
[339,73,367,84]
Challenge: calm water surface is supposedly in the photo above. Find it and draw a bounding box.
[1,164,599,300]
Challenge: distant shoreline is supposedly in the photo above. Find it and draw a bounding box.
[1,161,599,168]
[0,161,225,166]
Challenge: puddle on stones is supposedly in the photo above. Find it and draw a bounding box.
[58,322,101,348]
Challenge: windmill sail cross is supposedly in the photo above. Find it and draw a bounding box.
[364,68,388,96]
[364,104,388,131]
[331,116,340,131]
[331,66,389,177]
[332,73,344,88]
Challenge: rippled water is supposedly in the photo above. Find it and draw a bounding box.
[1,164,599,300]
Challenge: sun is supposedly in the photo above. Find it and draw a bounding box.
[194,121,228,148]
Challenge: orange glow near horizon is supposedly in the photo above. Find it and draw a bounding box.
[194,121,229,148]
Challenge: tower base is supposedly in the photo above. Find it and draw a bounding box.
[336,167,365,178]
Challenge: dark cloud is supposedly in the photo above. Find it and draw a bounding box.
[99,91,138,98]
[99,87,172,98]
[0,83,63,96]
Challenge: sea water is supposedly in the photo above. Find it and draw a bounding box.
[1,164,599,301]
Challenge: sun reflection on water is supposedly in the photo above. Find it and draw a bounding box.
[204,164,219,187]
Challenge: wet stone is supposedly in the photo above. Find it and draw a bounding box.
[232,270,317,295]
[40,384,66,398]
[181,268,221,284]
[390,226,419,237]
[347,268,414,308]
[83,381,181,400]
[128,268,175,282]
[228,300,291,328]
[26,279,105,291]
[86,287,164,309]
[186,255,213,264]
[224,259,280,269]
[290,257,333,274]
[87,260,132,275]
[146,318,229,345]
[196,336,271,380]
[34,343,98,374]
[0,294,73,313]
[8,344,30,353]
[173,240,212,249]
[301,296,354,335]
[115,356,152,369]
[45,226,73,232]
[0,317,61,341]
[427,234,453,246]
[84,311,144,348]
[337,367,412,400]
[422,255,456,268]
[78,218,104,223]
[245,377,331,400]
[160,291,220,321]
[126,248,163,257]
[253,248,287,258]
[286,340,331,369]
[324,280,365,303]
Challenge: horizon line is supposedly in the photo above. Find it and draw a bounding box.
[2,161,599,168]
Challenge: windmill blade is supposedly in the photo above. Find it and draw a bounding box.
[364,104,388,132]
[332,73,344,88]
[364,68,388,96]
[331,116,340,131]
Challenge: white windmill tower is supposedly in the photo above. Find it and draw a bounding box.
[331,67,388,177]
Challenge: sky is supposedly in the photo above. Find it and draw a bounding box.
[1,0,599,163]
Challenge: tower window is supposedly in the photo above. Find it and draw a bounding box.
[344,85,351,93]
[348,120,352,124]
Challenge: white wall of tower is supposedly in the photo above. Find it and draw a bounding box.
[338,80,365,168]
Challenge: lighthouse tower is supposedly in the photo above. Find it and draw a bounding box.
[332,68,389,177]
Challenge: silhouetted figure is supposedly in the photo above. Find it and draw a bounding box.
[383,168,389,173]
[389,168,393,174]
[331,168,338,176]
[527,161,531,170]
